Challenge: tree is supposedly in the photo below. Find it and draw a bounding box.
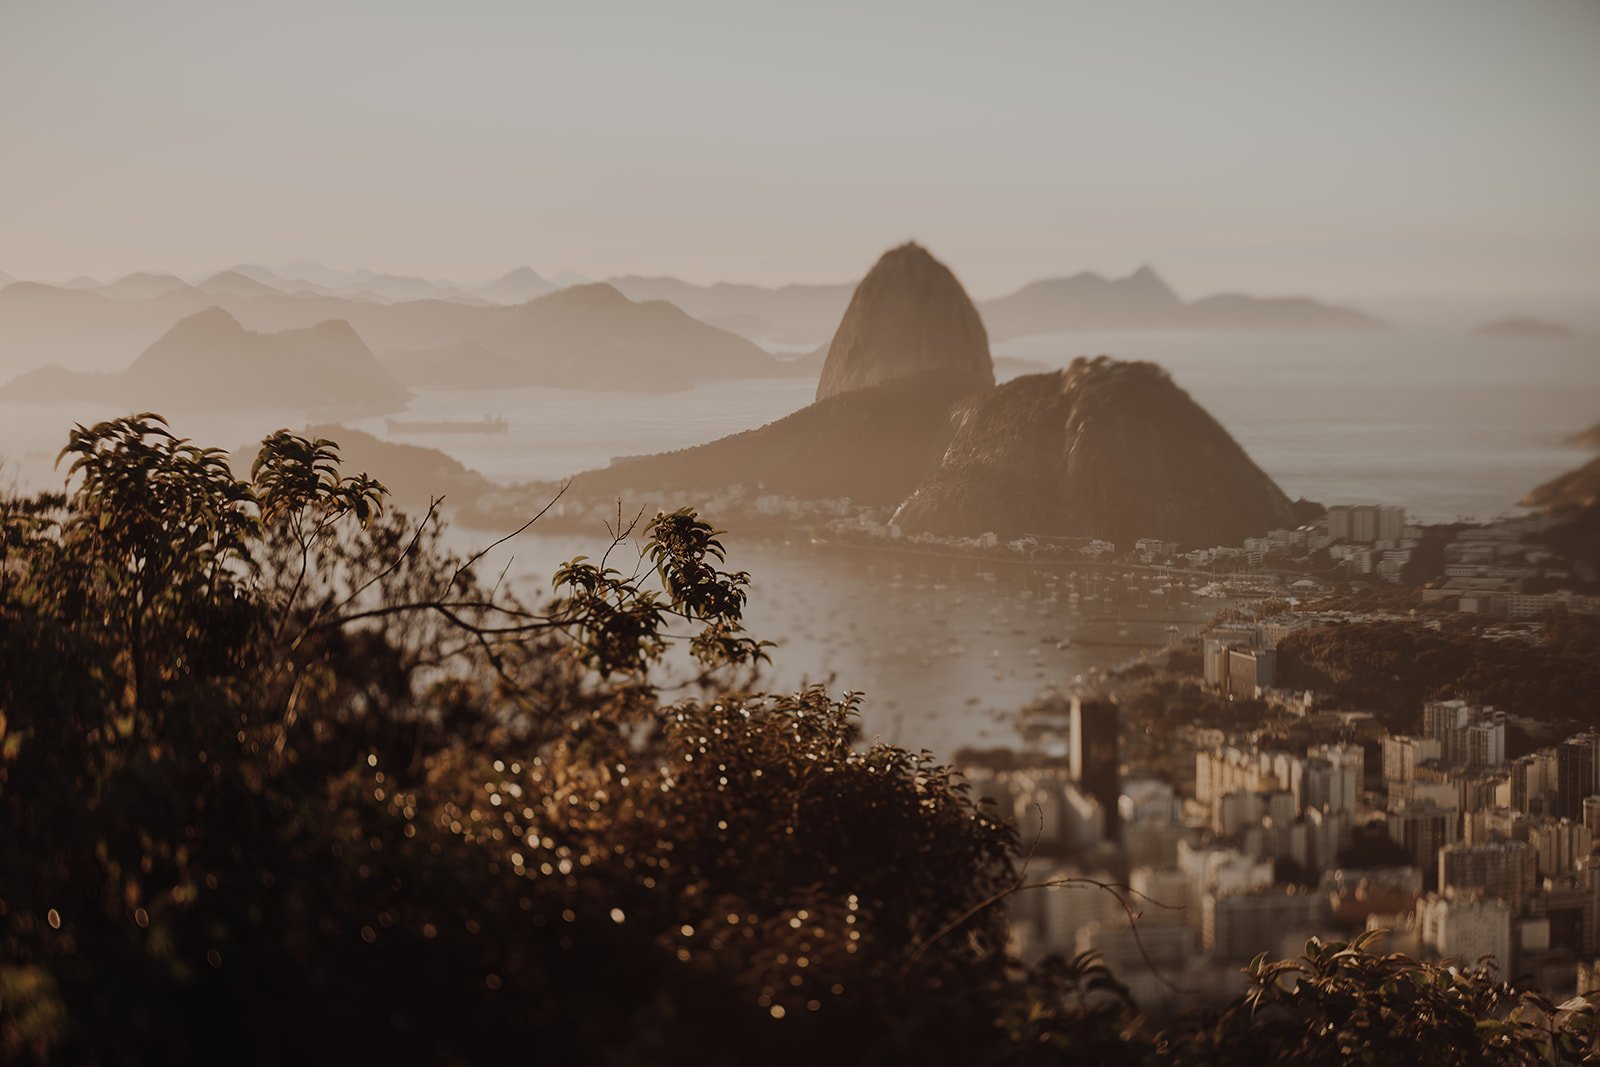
[1155,932,1600,1066]
[7,415,1598,1065]
[0,415,1045,1065]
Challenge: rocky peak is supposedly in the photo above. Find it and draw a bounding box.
[815,242,993,402]
[893,355,1295,546]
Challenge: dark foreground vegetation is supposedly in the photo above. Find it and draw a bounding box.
[4,416,1600,1064]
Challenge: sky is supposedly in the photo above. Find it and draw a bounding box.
[2,0,1597,305]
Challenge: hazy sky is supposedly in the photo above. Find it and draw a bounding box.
[2,0,1597,303]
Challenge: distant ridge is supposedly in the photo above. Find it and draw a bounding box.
[0,307,409,413]
[607,274,856,344]
[100,272,194,301]
[198,270,288,299]
[1475,317,1574,339]
[979,266,1182,335]
[474,266,556,305]
[0,276,781,390]
[0,260,1389,379]
[384,282,780,392]
[978,267,1384,338]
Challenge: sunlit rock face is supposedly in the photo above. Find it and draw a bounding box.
[892,356,1296,546]
[815,242,994,402]
[1523,455,1600,512]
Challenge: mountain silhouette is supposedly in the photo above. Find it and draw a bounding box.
[891,356,1295,546]
[979,266,1182,335]
[1175,292,1384,332]
[978,268,1382,338]
[384,283,779,392]
[476,251,1300,549]
[0,307,408,412]
[607,275,855,344]
[1475,317,1575,338]
[198,270,288,299]
[474,267,556,305]
[816,242,993,401]
[99,272,195,301]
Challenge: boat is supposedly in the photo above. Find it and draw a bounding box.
[386,414,508,435]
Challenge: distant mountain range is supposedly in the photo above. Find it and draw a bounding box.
[0,307,408,412]
[480,243,1300,548]
[0,279,796,404]
[607,265,1384,343]
[1474,317,1575,339]
[382,283,784,391]
[978,266,1383,337]
[0,260,1387,364]
[604,276,858,345]
[0,257,1389,417]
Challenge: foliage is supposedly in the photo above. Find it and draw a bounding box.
[1155,931,1600,1065]
[1277,618,1600,730]
[6,415,1600,1064]
[0,415,1061,1065]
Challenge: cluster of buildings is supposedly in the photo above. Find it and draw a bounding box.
[971,683,1600,1014]
[1420,513,1600,617]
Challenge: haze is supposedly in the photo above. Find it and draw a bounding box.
[3,0,1597,312]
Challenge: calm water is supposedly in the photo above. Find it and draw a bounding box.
[4,328,1596,757]
[455,531,1219,756]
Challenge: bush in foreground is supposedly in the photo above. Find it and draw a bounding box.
[3,415,1600,1064]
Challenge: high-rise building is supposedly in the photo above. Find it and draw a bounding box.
[1377,506,1406,544]
[1327,506,1353,542]
[1559,739,1597,820]
[1417,893,1512,972]
[1224,647,1276,698]
[1511,750,1558,816]
[1352,506,1378,544]
[1383,735,1442,784]
[1304,753,1360,816]
[1203,888,1327,961]
[1526,816,1594,878]
[1327,504,1408,545]
[1583,796,1600,837]
[1438,841,1537,905]
[1387,803,1460,889]
[1466,717,1506,769]
[1069,695,1120,838]
[1422,700,1505,770]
